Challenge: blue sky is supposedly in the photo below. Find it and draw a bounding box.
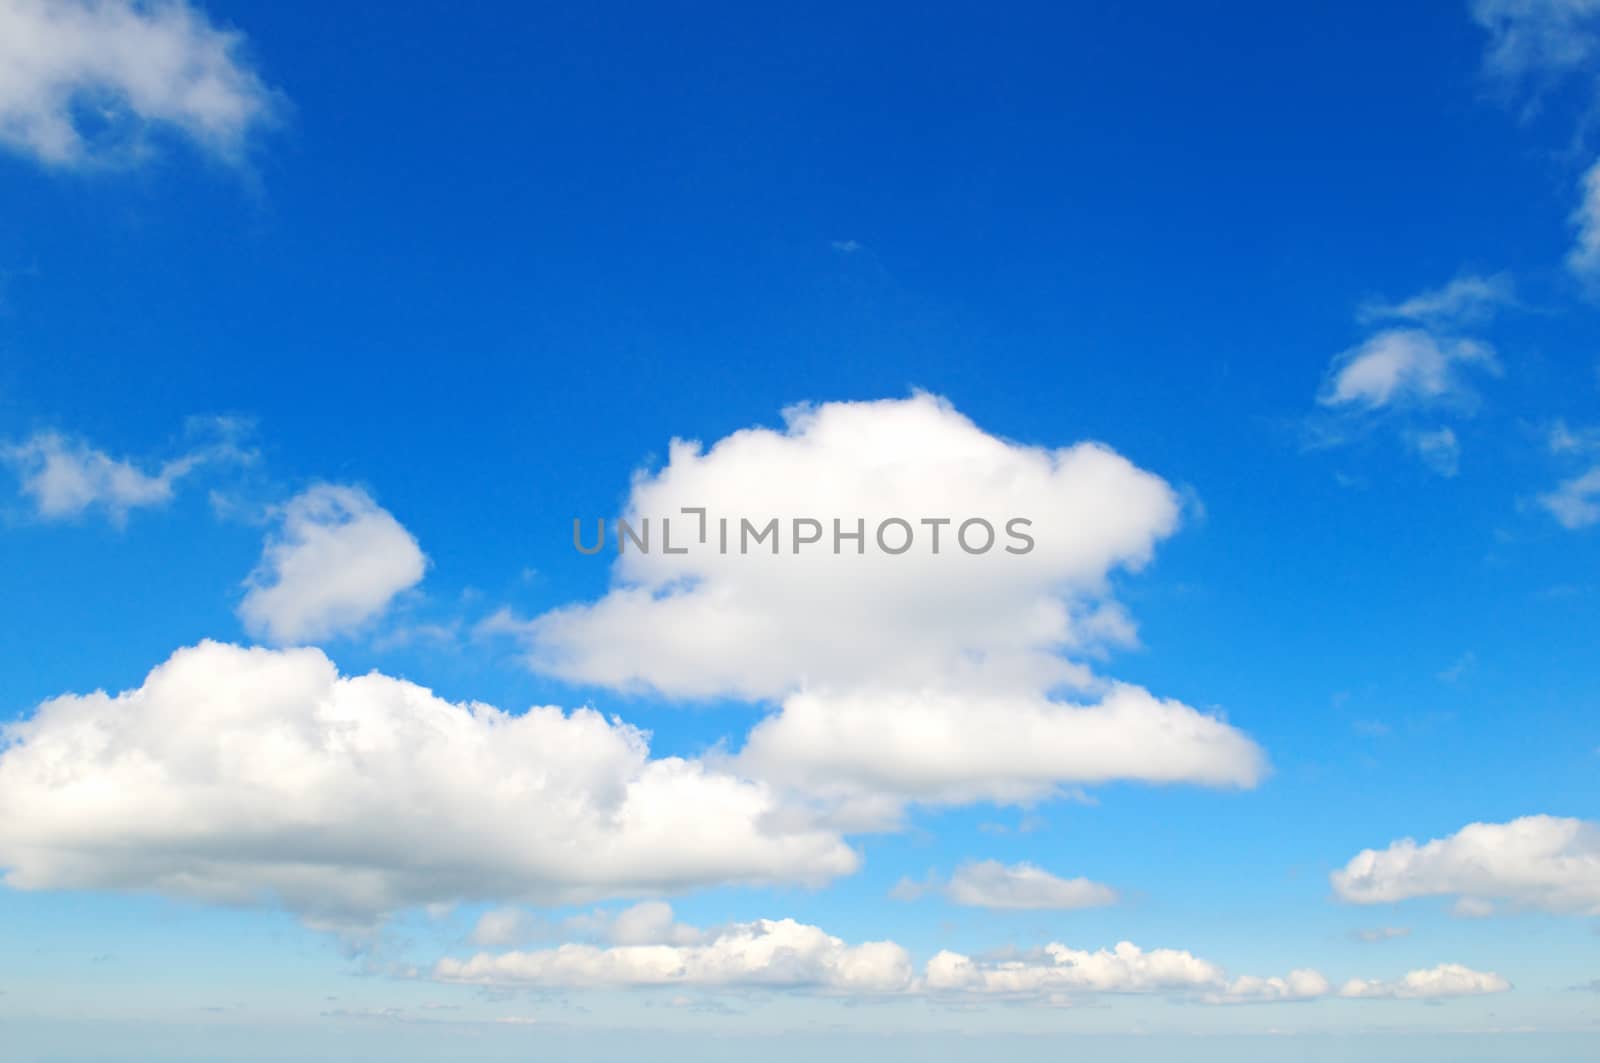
[1,1,1598,1060]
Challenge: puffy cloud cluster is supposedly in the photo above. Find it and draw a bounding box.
[445,912,1505,1008]
[504,395,1263,809]
[1332,815,1600,917]
[924,941,1225,997]
[238,485,428,644]
[0,0,277,166]
[893,860,1117,911]
[439,915,915,994]
[1339,963,1511,1000]
[0,642,857,926]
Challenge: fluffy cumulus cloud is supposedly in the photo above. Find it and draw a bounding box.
[441,915,1502,1009]
[238,485,428,644]
[1339,963,1510,1000]
[896,860,1117,910]
[442,915,1437,1007]
[1332,815,1600,917]
[502,395,1263,809]
[2,425,245,522]
[924,941,1222,997]
[440,913,915,994]
[0,0,277,166]
[736,684,1262,810]
[0,642,857,927]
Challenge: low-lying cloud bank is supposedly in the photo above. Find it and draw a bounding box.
[436,903,1508,1006]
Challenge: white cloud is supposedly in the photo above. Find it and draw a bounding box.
[238,485,428,644]
[1358,273,1515,326]
[1470,0,1600,86]
[527,395,1181,700]
[1538,466,1600,528]
[1570,159,1600,278]
[1332,815,1600,916]
[923,941,1225,997]
[605,900,705,946]
[507,395,1263,810]
[0,0,277,166]
[1318,329,1499,412]
[0,641,857,927]
[737,683,1263,809]
[893,860,1117,910]
[439,913,915,994]
[470,907,536,948]
[1339,963,1511,1000]
[441,916,1366,1006]
[1207,969,1332,1005]
[2,426,243,522]
[442,917,1501,1007]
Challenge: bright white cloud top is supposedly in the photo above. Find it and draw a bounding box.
[509,394,1263,809]
[0,0,277,166]
[238,484,427,644]
[1332,815,1600,917]
[0,642,857,926]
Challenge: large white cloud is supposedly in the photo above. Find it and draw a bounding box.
[502,395,1263,808]
[1332,815,1600,917]
[526,394,1181,699]
[238,484,428,644]
[894,859,1117,910]
[0,642,857,926]
[0,0,277,166]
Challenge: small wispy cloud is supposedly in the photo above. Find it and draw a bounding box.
[2,418,252,524]
[0,0,281,168]
[892,860,1117,910]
